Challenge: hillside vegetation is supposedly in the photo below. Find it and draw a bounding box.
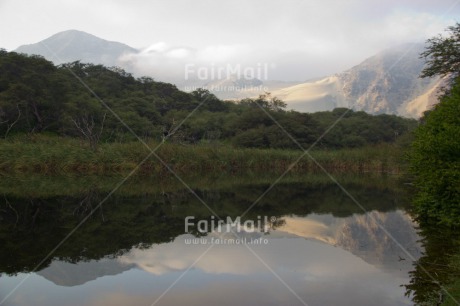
[0,50,416,151]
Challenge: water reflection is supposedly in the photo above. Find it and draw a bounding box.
[0,174,422,305]
[404,224,460,305]
[4,234,416,306]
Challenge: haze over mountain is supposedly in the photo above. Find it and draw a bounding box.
[183,44,441,117]
[14,30,439,118]
[269,44,441,118]
[194,75,299,100]
[15,29,137,67]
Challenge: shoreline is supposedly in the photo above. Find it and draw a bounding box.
[0,136,407,175]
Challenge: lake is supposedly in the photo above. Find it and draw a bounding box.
[0,174,440,305]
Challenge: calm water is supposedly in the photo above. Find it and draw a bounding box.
[0,174,431,305]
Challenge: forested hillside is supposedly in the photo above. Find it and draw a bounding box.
[0,50,416,149]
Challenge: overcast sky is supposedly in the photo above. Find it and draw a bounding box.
[0,0,459,81]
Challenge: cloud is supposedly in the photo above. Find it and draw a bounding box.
[118,234,372,277]
[1,0,457,81]
[142,42,170,54]
[114,3,454,83]
[108,232,412,306]
[118,42,274,85]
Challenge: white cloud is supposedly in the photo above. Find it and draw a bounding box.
[198,44,249,62]
[118,234,374,277]
[166,48,192,59]
[0,0,458,81]
[379,11,453,44]
[142,42,170,54]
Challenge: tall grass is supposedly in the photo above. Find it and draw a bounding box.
[0,171,408,198]
[0,134,407,175]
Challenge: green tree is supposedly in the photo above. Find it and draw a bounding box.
[191,88,228,112]
[410,23,460,225]
[0,52,65,134]
[420,23,460,81]
[410,78,460,225]
[0,50,417,149]
[239,93,286,111]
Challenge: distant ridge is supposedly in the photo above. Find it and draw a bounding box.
[14,30,439,118]
[15,29,138,67]
[269,43,440,118]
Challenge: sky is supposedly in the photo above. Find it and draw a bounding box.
[0,0,459,81]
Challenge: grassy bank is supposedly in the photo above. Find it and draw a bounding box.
[0,172,409,198]
[442,253,460,305]
[0,135,407,175]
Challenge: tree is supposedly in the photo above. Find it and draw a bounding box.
[409,23,460,225]
[71,112,106,151]
[409,78,460,225]
[239,93,287,111]
[0,104,21,139]
[0,50,417,149]
[0,52,65,133]
[190,88,228,112]
[420,23,460,82]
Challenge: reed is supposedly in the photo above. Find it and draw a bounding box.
[0,135,407,175]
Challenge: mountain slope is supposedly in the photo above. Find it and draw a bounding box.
[277,211,422,275]
[14,31,438,117]
[339,43,438,116]
[36,258,134,287]
[268,76,347,112]
[270,44,439,118]
[15,30,138,67]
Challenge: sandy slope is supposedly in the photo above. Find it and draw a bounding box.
[270,76,350,112]
[269,75,440,118]
[399,78,443,117]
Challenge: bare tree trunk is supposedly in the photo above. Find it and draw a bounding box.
[162,118,185,143]
[72,112,107,151]
[31,101,43,132]
[2,104,21,139]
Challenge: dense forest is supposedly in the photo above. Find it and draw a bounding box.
[406,23,460,305]
[409,23,460,226]
[0,50,416,150]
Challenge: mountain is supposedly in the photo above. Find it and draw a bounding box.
[195,75,298,100]
[276,210,422,275]
[269,44,441,118]
[15,30,138,67]
[35,210,421,287]
[36,258,134,287]
[15,31,438,117]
